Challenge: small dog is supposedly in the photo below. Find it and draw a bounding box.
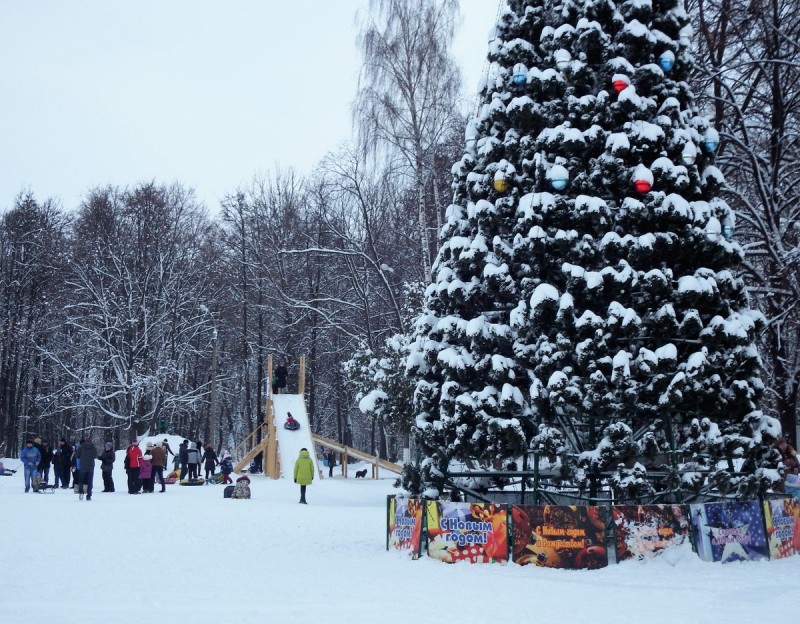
[355,469,367,479]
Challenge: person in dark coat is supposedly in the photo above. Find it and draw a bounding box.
[38,440,54,484]
[53,438,73,488]
[202,445,218,482]
[161,438,175,464]
[99,442,115,492]
[178,440,189,481]
[77,438,98,500]
[327,450,336,478]
[274,360,288,394]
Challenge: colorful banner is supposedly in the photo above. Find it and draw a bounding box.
[612,505,690,561]
[763,497,800,560]
[512,505,607,569]
[386,496,423,558]
[689,500,769,563]
[426,501,508,563]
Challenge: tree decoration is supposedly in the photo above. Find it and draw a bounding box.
[554,49,572,72]
[722,223,735,239]
[512,63,528,86]
[493,171,509,193]
[703,127,720,153]
[632,165,653,193]
[658,51,675,72]
[612,74,630,93]
[681,143,697,166]
[547,164,569,191]
[705,216,722,239]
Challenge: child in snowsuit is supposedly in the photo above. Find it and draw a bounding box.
[140,445,154,493]
[232,474,251,499]
[220,451,234,484]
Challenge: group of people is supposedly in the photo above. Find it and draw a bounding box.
[19,437,101,497]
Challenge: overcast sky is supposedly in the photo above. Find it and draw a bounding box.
[0,1,500,212]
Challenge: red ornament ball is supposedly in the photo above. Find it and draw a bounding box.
[612,79,629,93]
[633,179,652,193]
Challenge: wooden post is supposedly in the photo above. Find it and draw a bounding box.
[265,354,280,479]
[298,355,306,395]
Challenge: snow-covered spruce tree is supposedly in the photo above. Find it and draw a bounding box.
[407,0,780,500]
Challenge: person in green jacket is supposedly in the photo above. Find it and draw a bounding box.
[293,448,314,504]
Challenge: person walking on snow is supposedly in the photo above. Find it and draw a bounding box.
[20,439,41,493]
[99,442,115,492]
[76,437,97,500]
[294,447,314,504]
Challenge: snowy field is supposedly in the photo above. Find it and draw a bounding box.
[2,448,800,624]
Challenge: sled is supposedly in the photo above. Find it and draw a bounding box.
[164,470,180,484]
[0,461,17,476]
[36,483,57,493]
[179,477,205,486]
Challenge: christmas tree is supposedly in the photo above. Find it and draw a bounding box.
[406,0,780,500]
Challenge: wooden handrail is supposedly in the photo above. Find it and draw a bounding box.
[233,422,268,473]
[312,433,403,478]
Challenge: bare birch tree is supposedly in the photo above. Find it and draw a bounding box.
[693,0,800,447]
[354,0,462,281]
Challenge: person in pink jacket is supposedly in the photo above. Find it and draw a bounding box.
[126,440,144,494]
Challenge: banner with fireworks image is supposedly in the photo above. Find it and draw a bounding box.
[763,497,800,560]
[689,500,769,563]
[511,505,608,569]
[425,501,508,564]
[386,496,423,558]
[612,505,690,561]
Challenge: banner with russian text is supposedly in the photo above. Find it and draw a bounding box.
[763,497,800,560]
[386,496,423,558]
[512,505,608,569]
[689,500,769,563]
[426,501,508,563]
[612,505,690,561]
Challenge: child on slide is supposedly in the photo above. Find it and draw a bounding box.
[284,412,300,431]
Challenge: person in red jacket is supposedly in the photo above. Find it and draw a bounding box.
[126,440,144,494]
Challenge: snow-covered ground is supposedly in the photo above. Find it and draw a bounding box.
[2,442,799,623]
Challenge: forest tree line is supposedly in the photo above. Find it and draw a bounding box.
[1,0,798,456]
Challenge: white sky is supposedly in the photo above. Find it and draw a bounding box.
[0,1,501,212]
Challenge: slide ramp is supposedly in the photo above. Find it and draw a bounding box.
[272,394,319,479]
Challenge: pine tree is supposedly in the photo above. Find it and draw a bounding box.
[407,0,780,500]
